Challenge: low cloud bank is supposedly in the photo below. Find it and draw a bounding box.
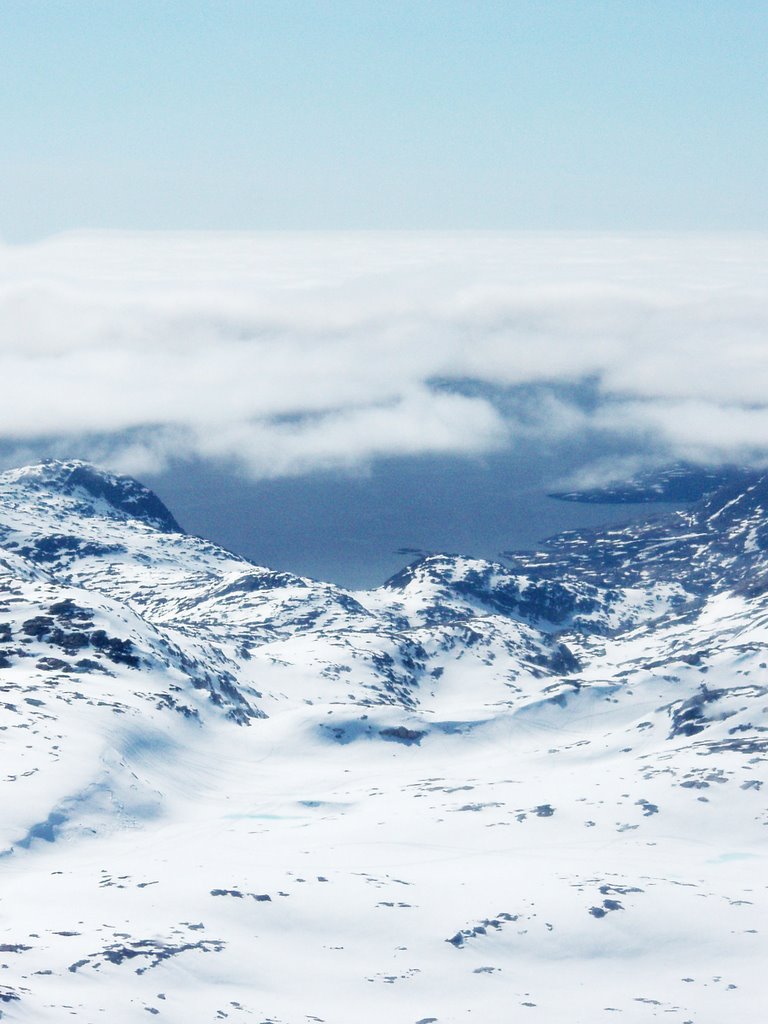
[1,231,767,480]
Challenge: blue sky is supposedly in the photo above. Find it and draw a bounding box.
[2,0,767,239]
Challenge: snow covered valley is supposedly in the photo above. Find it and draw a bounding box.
[0,461,765,1023]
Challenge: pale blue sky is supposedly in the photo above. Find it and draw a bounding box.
[1,0,767,239]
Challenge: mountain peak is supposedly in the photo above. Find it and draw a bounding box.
[0,459,183,533]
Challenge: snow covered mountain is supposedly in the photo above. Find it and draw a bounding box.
[0,460,765,1023]
[549,461,753,505]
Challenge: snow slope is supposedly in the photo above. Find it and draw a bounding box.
[0,461,765,1023]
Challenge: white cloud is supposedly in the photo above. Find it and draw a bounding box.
[1,230,767,478]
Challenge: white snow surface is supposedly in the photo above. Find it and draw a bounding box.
[0,460,765,1023]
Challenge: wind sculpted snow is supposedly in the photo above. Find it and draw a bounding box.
[0,460,765,1022]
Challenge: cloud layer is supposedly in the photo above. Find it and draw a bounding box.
[1,231,767,480]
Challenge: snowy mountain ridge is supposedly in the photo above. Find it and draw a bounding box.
[0,460,765,1023]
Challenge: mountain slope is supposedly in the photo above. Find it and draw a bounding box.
[0,461,765,1023]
